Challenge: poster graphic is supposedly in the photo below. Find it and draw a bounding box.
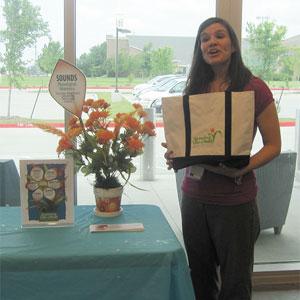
[20,159,74,227]
[49,59,86,117]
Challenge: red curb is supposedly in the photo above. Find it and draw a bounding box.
[0,86,132,90]
[280,121,296,127]
[0,86,300,91]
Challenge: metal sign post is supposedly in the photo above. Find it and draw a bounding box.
[141,108,156,181]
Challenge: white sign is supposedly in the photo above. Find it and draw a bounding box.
[49,59,86,117]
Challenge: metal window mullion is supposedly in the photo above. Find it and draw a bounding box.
[64,0,77,204]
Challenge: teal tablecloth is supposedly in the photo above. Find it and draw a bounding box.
[0,205,195,300]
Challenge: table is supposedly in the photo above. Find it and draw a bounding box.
[0,159,20,206]
[0,205,195,300]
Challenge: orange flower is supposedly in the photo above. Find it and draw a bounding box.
[114,113,127,124]
[34,123,65,137]
[132,103,147,117]
[67,127,82,138]
[116,112,126,118]
[98,111,110,118]
[132,103,143,110]
[68,123,81,130]
[69,116,79,127]
[92,99,110,109]
[125,115,140,131]
[85,99,94,106]
[56,136,73,154]
[96,129,114,144]
[101,102,110,109]
[89,111,103,121]
[141,121,156,136]
[126,137,144,152]
[113,124,121,137]
[138,110,147,118]
[85,118,93,128]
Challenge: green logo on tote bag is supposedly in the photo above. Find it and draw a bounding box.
[192,128,222,145]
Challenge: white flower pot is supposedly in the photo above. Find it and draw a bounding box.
[93,186,123,217]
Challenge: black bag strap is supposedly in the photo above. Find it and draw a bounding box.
[183,94,191,157]
[225,90,232,158]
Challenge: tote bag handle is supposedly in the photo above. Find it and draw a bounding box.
[182,94,191,157]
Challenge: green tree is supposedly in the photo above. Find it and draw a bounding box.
[278,50,294,83]
[128,54,143,77]
[105,50,143,78]
[140,43,152,78]
[77,42,107,77]
[245,19,287,81]
[105,58,114,77]
[38,40,63,74]
[0,0,49,116]
[292,47,300,81]
[117,50,131,77]
[117,49,143,77]
[150,47,175,76]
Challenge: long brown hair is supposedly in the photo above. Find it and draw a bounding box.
[184,17,252,95]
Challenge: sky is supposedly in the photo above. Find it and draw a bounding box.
[1,0,300,65]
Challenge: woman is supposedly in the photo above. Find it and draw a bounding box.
[162,17,281,300]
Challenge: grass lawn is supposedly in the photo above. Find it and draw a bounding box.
[0,75,146,89]
[1,75,300,89]
[0,94,134,124]
[269,81,300,89]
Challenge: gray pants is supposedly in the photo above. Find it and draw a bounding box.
[181,194,260,300]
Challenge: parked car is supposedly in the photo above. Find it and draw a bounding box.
[134,75,181,100]
[139,77,186,113]
[132,74,176,96]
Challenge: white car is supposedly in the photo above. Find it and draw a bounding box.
[138,77,186,113]
[132,74,176,96]
[134,75,184,100]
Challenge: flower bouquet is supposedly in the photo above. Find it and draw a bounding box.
[36,98,155,216]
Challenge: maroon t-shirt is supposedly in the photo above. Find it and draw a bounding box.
[181,77,274,205]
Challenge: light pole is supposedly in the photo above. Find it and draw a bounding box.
[115,27,131,93]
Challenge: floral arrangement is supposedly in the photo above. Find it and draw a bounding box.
[36,99,156,189]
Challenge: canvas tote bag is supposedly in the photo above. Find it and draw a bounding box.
[162,91,255,171]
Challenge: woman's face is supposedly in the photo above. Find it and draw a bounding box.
[200,22,235,68]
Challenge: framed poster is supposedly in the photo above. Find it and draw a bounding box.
[20,159,74,227]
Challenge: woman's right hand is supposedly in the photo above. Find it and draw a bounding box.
[161,142,174,170]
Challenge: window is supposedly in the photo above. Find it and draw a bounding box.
[0,0,64,165]
[242,0,300,267]
[171,81,186,93]
[76,0,216,206]
[1,0,298,286]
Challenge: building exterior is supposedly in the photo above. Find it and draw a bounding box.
[106,35,142,58]
[106,34,195,74]
[106,34,300,77]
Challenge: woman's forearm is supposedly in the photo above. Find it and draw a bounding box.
[240,101,282,176]
[241,143,281,176]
